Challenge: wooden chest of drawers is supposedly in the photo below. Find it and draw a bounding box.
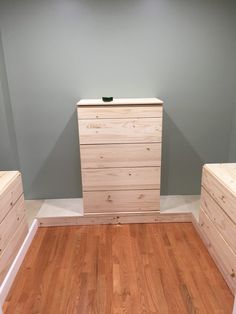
[77,98,163,214]
[199,163,236,294]
[0,171,28,284]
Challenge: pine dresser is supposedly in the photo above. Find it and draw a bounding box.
[199,163,236,294]
[77,98,163,215]
[0,171,28,284]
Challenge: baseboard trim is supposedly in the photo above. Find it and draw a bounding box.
[233,296,236,314]
[38,211,193,227]
[191,213,201,234]
[0,219,38,307]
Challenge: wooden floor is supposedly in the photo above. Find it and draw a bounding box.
[3,223,234,314]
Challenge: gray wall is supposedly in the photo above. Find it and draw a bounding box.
[0,30,19,170]
[229,104,236,161]
[0,0,236,198]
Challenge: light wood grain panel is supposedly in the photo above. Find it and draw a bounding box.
[83,189,160,213]
[38,212,193,227]
[0,219,28,285]
[0,195,25,254]
[0,173,23,224]
[78,118,162,144]
[192,214,236,300]
[77,105,163,119]
[199,209,236,294]
[0,172,19,194]
[202,166,236,223]
[82,167,160,191]
[80,143,161,169]
[205,164,236,191]
[37,211,199,227]
[77,97,163,106]
[200,187,236,254]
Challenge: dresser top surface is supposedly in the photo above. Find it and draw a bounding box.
[204,163,236,195]
[77,98,163,106]
[0,171,20,194]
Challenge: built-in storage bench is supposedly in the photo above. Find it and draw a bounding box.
[199,163,236,294]
[77,98,163,215]
[0,171,28,284]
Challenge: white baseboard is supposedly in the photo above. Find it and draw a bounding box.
[233,296,236,314]
[0,219,38,308]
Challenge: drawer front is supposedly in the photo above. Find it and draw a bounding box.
[82,167,161,191]
[78,118,162,144]
[202,167,236,223]
[0,195,25,254]
[0,218,28,284]
[0,174,23,223]
[80,143,161,169]
[83,189,160,213]
[199,210,236,293]
[200,187,236,254]
[77,105,163,119]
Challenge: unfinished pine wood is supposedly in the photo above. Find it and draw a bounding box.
[0,171,28,285]
[80,143,162,168]
[199,163,236,295]
[205,163,236,189]
[78,118,162,144]
[77,105,163,119]
[38,212,193,227]
[77,98,163,216]
[3,224,234,313]
[77,97,163,106]
[192,214,236,302]
[199,209,236,294]
[0,172,23,223]
[82,167,160,191]
[202,164,236,223]
[0,171,22,193]
[200,186,236,254]
[0,219,28,285]
[83,189,160,213]
[0,195,25,254]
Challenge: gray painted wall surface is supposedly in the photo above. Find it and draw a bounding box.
[0,0,236,198]
[0,30,19,170]
[229,104,236,162]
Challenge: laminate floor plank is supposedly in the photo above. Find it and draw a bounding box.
[3,223,234,314]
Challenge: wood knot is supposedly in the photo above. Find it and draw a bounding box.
[220,195,226,203]
[107,195,112,203]
[87,123,102,129]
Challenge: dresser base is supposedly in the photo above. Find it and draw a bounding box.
[38,211,192,227]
